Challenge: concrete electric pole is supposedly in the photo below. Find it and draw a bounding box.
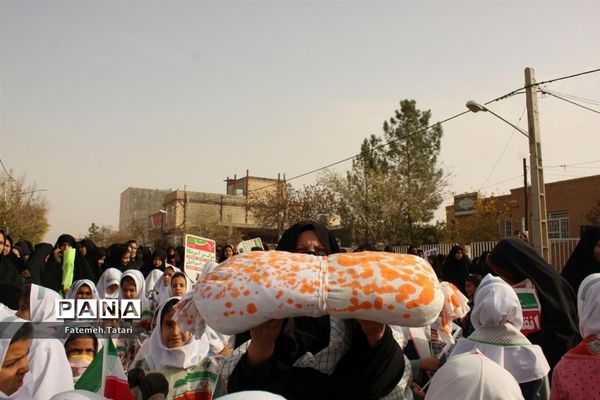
[524,67,550,262]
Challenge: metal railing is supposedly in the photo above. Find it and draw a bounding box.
[391,238,580,272]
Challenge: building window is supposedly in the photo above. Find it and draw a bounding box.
[547,212,569,239]
[498,218,512,238]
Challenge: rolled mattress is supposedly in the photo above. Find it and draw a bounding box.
[175,251,444,335]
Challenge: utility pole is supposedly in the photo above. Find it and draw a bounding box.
[523,158,528,233]
[524,67,550,262]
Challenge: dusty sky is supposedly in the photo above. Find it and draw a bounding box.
[1,0,599,243]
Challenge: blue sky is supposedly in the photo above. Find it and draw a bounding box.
[1,0,599,242]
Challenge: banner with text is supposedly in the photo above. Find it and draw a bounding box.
[184,234,216,281]
[237,237,264,253]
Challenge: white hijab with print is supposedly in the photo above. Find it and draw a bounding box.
[450,274,550,383]
[96,268,121,299]
[143,297,209,370]
[66,280,98,300]
[578,273,600,338]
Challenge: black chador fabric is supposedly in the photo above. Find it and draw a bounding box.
[228,323,404,400]
[0,233,21,285]
[140,249,166,278]
[40,234,96,292]
[27,242,53,285]
[562,225,600,293]
[442,245,470,294]
[229,220,404,399]
[105,243,130,272]
[488,237,579,369]
[276,220,341,254]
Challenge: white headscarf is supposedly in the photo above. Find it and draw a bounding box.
[153,266,178,306]
[451,274,550,383]
[577,273,600,338]
[96,268,121,299]
[29,284,62,323]
[0,310,32,399]
[66,280,99,300]
[426,351,524,400]
[143,297,209,370]
[217,392,287,400]
[48,390,106,400]
[145,269,163,299]
[120,270,146,301]
[470,274,523,329]
[168,271,193,298]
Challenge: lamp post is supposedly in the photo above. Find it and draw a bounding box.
[466,71,550,263]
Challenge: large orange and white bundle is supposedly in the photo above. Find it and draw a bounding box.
[175,251,444,335]
[435,282,471,345]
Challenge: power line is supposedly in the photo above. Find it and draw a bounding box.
[544,159,600,168]
[478,107,526,190]
[243,67,600,196]
[539,88,600,115]
[0,159,15,181]
[541,90,600,106]
[480,174,523,190]
[485,67,600,106]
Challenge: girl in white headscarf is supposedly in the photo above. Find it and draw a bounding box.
[153,265,176,306]
[426,350,524,400]
[96,268,121,299]
[134,297,218,400]
[66,280,99,300]
[145,269,163,300]
[168,271,193,298]
[15,284,61,323]
[450,274,550,400]
[0,311,32,399]
[14,284,74,400]
[551,273,600,399]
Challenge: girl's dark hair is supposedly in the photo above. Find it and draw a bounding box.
[219,244,235,262]
[170,272,187,286]
[160,298,179,327]
[466,274,482,287]
[65,332,98,353]
[140,372,169,400]
[18,284,32,313]
[11,322,33,343]
[121,276,136,287]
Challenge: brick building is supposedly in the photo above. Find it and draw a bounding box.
[119,172,282,246]
[446,174,600,240]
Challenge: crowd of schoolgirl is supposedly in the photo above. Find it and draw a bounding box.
[0,223,599,400]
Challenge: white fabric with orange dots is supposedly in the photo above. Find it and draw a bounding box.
[175,251,445,335]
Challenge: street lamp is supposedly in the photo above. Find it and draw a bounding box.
[466,99,550,262]
[465,101,529,138]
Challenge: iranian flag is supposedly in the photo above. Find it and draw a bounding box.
[75,339,134,400]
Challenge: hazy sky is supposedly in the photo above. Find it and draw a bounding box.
[1,0,599,243]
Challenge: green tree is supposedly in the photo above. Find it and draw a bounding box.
[321,100,446,245]
[0,175,49,243]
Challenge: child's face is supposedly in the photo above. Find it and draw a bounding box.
[107,284,119,295]
[76,284,93,299]
[121,281,137,299]
[171,276,186,297]
[163,269,174,286]
[161,308,190,348]
[65,338,96,360]
[0,339,31,396]
[465,281,477,298]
